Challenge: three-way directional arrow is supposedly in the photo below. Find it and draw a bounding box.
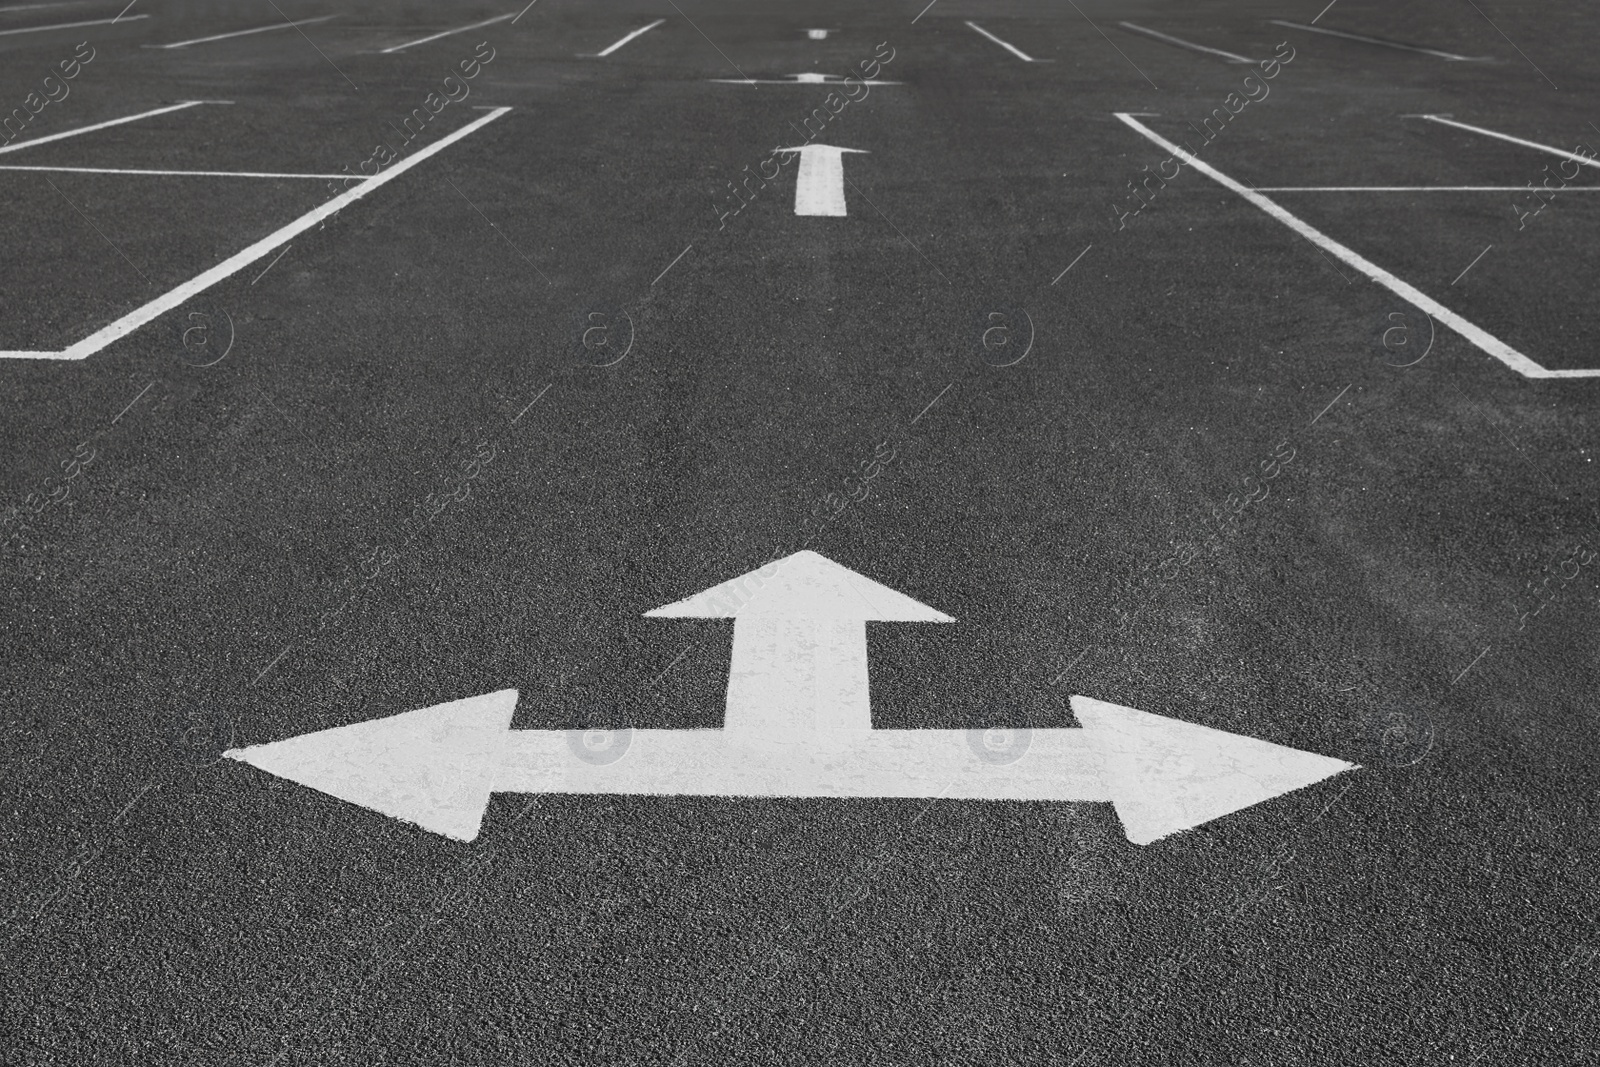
[227,551,1357,845]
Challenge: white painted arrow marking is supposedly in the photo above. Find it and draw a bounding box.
[226,691,1356,845]
[773,145,867,216]
[228,553,1356,844]
[710,72,901,85]
[646,550,952,732]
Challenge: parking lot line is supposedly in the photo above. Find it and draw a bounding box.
[144,13,338,49]
[1259,185,1600,192]
[586,18,665,57]
[0,100,225,158]
[0,164,354,178]
[1268,20,1488,60]
[1416,115,1600,171]
[964,20,1043,62]
[379,12,512,54]
[1117,22,1254,63]
[0,107,512,362]
[0,0,100,10]
[0,11,146,34]
[1114,111,1593,380]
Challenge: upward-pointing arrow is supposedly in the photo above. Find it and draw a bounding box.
[646,550,951,732]
[772,144,868,216]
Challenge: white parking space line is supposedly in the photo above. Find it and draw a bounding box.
[0,0,99,11]
[379,12,512,54]
[0,100,226,158]
[144,14,337,49]
[1117,21,1255,63]
[1260,185,1600,192]
[0,107,512,362]
[0,165,354,178]
[1114,112,1596,380]
[584,18,664,57]
[964,20,1047,62]
[0,11,146,34]
[1052,243,1093,284]
[1268,19,1488,60]
[1416,115,1600,171]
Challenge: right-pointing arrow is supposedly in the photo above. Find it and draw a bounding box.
[226,691,1356,845]
[1069,696,1356,844]
[773,144,868,216]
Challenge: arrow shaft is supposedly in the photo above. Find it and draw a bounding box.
[495,729,1111,801]
[726,616,870,732]
[791,150,850,216]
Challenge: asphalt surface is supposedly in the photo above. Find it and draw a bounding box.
[2,0,1598,1063]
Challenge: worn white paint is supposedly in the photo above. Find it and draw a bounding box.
[0,107,511,361]
[1117,21,1254,63]
[0,11,146,35]
[145,14,338,49]
[964,20,1042,62]
[0,100,224,158]
[379,12,513,54]
[227,691,1355,845]
[1417,115,1600,171]
[1267,20,1487,60]
[1113,112,1600,379]
[586,18,664,57]
[773,145,867,216]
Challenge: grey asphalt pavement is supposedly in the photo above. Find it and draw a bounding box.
[2,1,1597,1064]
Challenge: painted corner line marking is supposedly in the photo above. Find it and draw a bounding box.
[1111,112,1600,380]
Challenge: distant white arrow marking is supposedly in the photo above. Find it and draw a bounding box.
[228,551,1357,844]
[710,73,902,85]
[773,145,867,216]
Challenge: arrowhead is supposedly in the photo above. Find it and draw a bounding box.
[1072,695,1357,845]
[646,550,953,621]
[774,144,869,155]
[226,689,518,841]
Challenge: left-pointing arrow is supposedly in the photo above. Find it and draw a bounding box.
[773,144,868,216]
